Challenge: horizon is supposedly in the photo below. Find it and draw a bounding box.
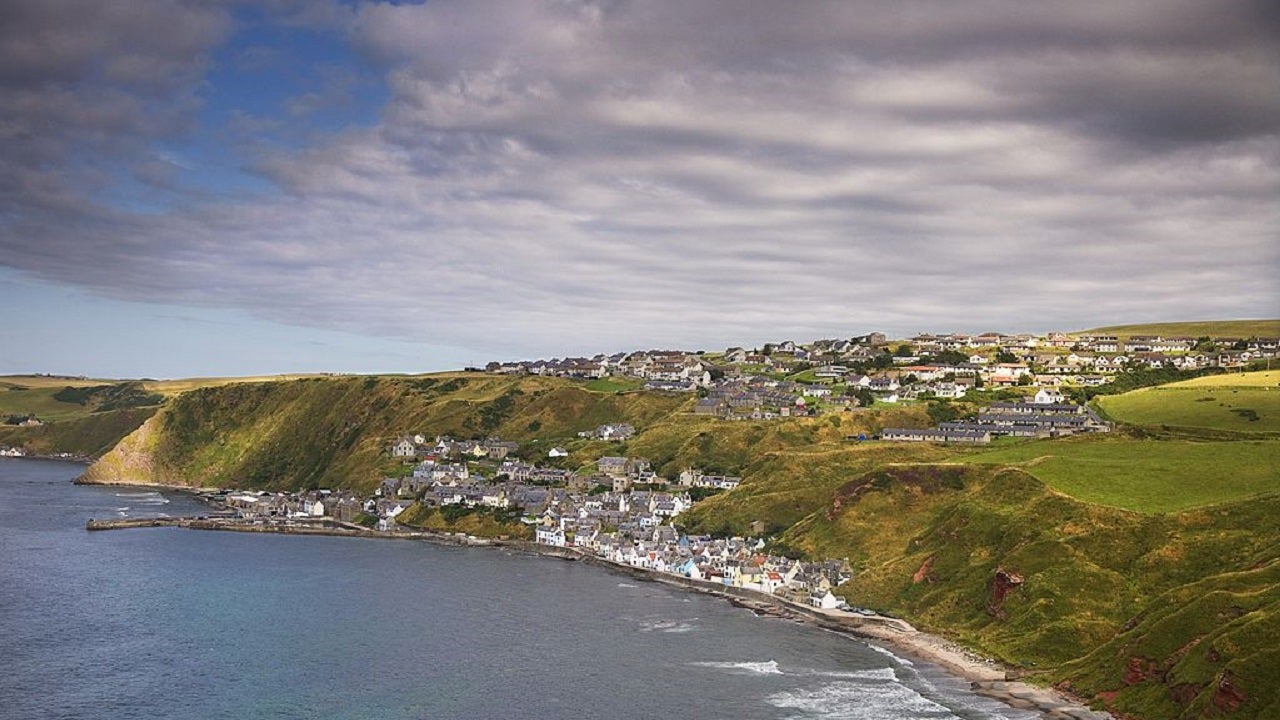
[2,2,1277,379]
[5,317,1276,382]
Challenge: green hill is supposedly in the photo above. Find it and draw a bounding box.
[774,462,1280,719]
[83,373,689,492]
[961,435,1280,513]
[1074,320,1280,339]
[70,369,1280,718]
[0,376,168,456]
[1096,371,1280,436]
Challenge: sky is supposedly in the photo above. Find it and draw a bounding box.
[1,1,1277,379]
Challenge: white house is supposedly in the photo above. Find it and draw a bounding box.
[536,525,566,547]
[810,590,843,610]
[1034,388,1066,404]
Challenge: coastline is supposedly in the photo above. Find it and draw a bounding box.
[86,514,1111,720]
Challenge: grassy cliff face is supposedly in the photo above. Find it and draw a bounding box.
[0,376,164,457]
[777,463,1280,718]
[0,407,157,458]
[83,374,687,492]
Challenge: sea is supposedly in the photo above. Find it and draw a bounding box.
[0,458,1042,720]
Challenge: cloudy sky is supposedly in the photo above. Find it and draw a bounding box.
[1,1,1277,378]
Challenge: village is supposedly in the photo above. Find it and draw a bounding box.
[482,330,1277,420]
[187,426,875,612]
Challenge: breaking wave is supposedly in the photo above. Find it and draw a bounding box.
[115,491,169,505]
[768,679,959,720]
[691,660,783,675]
[639,619,700,633]
[866,643,915,667]
[798,667,898,681]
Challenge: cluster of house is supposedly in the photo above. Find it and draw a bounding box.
[480,331,1277,421]
[693,376,823,420]
[391,434,519,461]
[485,350,713,388]
[882,389,1111,444]
[556,530,857,610]
[577,423,636,441]
[0,445,27,457]
[205,430,860,606]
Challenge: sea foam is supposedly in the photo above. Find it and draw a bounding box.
[691,660,783,675]
[768,679,959,720]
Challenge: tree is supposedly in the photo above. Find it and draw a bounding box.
[926,401,960,424]
[995,349,1019,364]
[931,349,969,365]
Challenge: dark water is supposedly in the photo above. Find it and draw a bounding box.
[0,458,1039,720]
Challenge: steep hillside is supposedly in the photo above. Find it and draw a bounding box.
[83,374,687,491]
[777,463,1280,719]
[0,407,158,458]
[0,376,167,458]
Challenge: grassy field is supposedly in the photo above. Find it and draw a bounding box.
[140,374,332,395]
[1074,319,1280,339]
[0,387,97,422]
[583,376,645,393]
[1162,369,1280,388]
[962,435,1280,513]
[0,375,113,388]
[1096,370,1280,434]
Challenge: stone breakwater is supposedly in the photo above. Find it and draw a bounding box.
[86,515,1112,720]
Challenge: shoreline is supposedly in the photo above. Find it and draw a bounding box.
[86,514,1111,719]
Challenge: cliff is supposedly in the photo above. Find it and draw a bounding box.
[81,374,689,492]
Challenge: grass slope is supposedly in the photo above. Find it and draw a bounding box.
[0,378,162,422]
[1096,371,1280,435]
[84,374,688,492]
[1074,320,1280,339]
[0,377,168,456]
[779,463,1280,719]
[0,407,158,458]
[961,436,1280,513]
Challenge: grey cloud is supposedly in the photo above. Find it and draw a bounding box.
[1,0,1277,370]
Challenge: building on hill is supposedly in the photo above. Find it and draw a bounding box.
[1033,388,1065,404]
[881,428,991,444]
[391,436,417,458]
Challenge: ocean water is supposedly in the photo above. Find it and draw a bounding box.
[0,458,1040,720]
